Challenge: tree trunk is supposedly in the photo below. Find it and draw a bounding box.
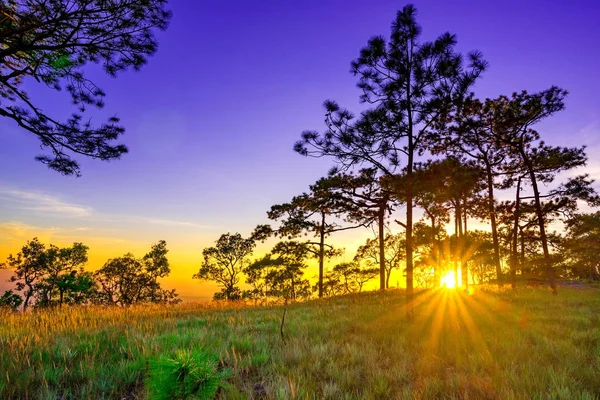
[511,177,521,289]
[386,269,391,289]
[24,292,32,311]
[520,148,557,294]
[406,160,414,313]
[457,200,464,288]
[406,64,414,317]
[378,202,386,290]
[463,205,468,234]
[462,199,468,289]
[485,164,503,286]
[23,283,34,311]
[318,212,326,298]
[454,210,459,288]
[430,215,439,286]
[520,227,525,273]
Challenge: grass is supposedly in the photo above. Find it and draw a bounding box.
[1,285,600,399]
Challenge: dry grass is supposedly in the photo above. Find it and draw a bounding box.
[1,286,599,399]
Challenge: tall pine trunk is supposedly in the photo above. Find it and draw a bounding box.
[430,215,439,286]
[485,163,503,285]
[520,148,557,294]
[511,177,521,289]
[461,199,468,289]
[406,87,414,316]
[520,227,525,273]
[378,202,386,290]
[318,212,326,298]
[457,200,464,288]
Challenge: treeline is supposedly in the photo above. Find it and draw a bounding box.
[0,239,179,312]
[3,5,599,309]
[193,5,600,302]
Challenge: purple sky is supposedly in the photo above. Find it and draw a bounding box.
[1,0,599,295]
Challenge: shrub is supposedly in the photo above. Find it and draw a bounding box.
[147,349,230,400]
[0,290,23,312]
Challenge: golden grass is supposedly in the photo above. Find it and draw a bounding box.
[1,286,599,399]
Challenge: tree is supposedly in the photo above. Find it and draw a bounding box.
[245,241,312,302]
[95,240,179,306]
[295,4,486,307]
[0,0,171,175]
[53,270,96,306]
[141,239,172,302]
[329,262,378,294]
[435,97,508,284]
[354,232,405,289]
[2,237,46,310]
[34,241,90,307]
[501,172,599,286]
[440,157,484,288]
[411,221,448,287]
[2,237,92,309]
[0,290,23,312]
[563,212,600,280]
[488,87,590,293]
[267,177,359,298]
[192,233,255,301]
[328,168,393,290]
[388,161,449,283]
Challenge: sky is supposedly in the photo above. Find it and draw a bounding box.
[1,0,599,298]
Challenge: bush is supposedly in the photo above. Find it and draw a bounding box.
[0,290,23,312]
[147,349,230,400]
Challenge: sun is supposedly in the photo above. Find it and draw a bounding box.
[440,270,457,289]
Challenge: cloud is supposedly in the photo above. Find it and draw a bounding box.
[0,221,134,249]
[0,221,62,244]
[125,216,211,228]
[0,186,211,231]
[0,188,92,217]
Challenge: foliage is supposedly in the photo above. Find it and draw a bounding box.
[354,233,405,288]
[465,231,497,284]
[0,0,171,175]
[147,349,230,400]
[562,212,600,280]
[0,290,22,311]
[486,88,594,292]
[94,240,180,306]
[2,238,93,309]
[325,262,378,294]
[295,4,487,299]
[245,241,312,302]
[193,233,255,301]
[327,168,394,290]
[266,177,357,297]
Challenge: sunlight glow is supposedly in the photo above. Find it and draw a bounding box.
[440,271,456,288]
[440,270,462,289]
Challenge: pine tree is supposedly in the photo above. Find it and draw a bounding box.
[0,0,171,175]
[295,4,486,309]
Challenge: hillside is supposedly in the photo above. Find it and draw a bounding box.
[1,286,599,399]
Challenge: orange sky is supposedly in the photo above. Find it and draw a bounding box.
[0,217,401,299]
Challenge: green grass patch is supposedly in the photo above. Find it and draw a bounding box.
[1,286,599,398]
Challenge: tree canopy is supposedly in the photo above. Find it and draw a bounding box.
[0,0,171,175]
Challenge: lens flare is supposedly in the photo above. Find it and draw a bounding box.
[440,271,456,288]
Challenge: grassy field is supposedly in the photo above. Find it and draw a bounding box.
[1,286,599,399]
